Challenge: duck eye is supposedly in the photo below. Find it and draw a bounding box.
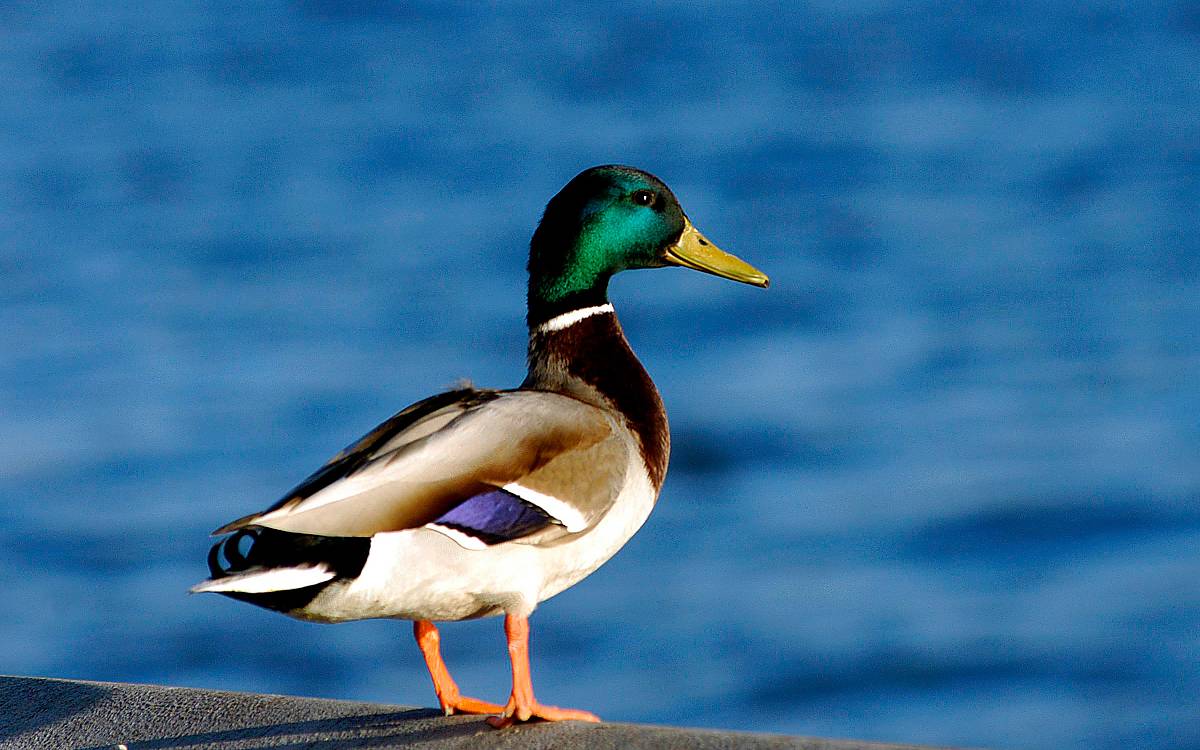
[632,190,655,206]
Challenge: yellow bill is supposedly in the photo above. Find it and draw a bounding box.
[664,219,769,288]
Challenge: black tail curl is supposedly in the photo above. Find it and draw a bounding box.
[206,527,372,580]
[207,528,261,579]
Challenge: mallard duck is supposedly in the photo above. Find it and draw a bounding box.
[192,165,769,726]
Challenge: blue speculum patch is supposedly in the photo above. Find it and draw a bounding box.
[434,488,553,544]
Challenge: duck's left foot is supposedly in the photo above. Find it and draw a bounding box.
[485,698,600,728]
[438,691,505,716]
[414,620,504,716]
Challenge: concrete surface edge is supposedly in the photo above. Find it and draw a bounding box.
[0,675,950,749]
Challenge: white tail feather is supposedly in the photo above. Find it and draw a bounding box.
[190,565,335,594]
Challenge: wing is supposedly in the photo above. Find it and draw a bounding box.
[214,388,630,541]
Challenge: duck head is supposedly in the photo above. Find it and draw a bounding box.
[528,165,768,323]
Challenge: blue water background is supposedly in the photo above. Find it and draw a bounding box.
[2,3,1198,749]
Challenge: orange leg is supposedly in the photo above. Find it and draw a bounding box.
[486,613,601,728]
[413,620,504,716]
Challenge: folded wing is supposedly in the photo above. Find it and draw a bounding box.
[215,388,629,541]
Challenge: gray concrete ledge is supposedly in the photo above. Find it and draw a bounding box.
[0,675,943,750]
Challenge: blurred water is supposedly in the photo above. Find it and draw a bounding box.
[2,3,1198,749]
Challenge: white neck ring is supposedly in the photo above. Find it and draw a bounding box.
[535,303,615,333]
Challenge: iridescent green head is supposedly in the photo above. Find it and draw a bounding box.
[527,165,768,324]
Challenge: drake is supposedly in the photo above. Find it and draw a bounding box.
[192,165,769,726]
